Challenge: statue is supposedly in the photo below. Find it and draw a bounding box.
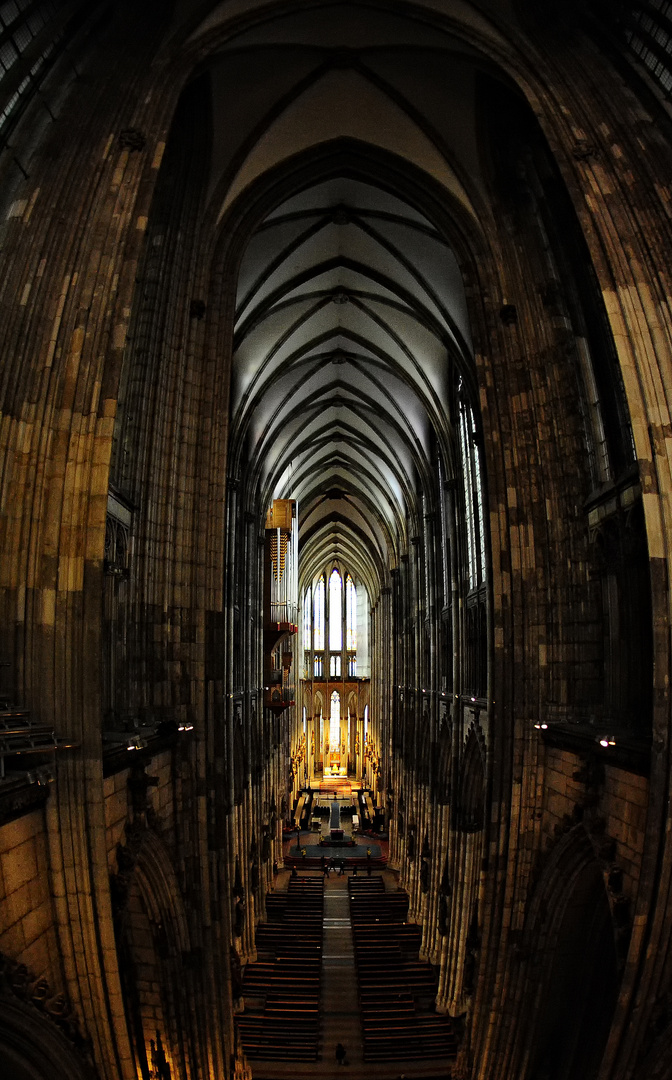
[234,898,246,937]
[230,946,243,1004]
[151,1032,171,1080]
[420,859,430,893]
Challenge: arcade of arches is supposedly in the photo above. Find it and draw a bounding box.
[0,2,671,1079]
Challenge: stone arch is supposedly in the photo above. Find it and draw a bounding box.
[516,826,620,1080]
[0,992,93,1080]
[457,725,486,832]
[441,723,487,1011]
[114,830,193,1080]
[433,716,453,805]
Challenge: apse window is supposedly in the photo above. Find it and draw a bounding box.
[329,568,342,650]
[330,690,341,748]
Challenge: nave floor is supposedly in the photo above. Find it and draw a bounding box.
[245,870,451,1080]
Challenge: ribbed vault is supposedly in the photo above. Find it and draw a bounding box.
[202,2,496,603]
[230,175,473,599]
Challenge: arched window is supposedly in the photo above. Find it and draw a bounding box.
[314,575,325,651]
[303,586,311,651]
[459,397,486,591]
[346,574,357,649]
[302,564,368,682]
[330,690,340,749]
[459,393,488,697]
[329,568,342,650]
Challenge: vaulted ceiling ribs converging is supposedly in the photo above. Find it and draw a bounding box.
[230,176,473,599]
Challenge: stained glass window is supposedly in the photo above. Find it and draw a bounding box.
[329,568,342,650]
[303,586,311,651]
[330,690,340,748]
[314,576,325,651]
[346,574,357,650]
[459,398,486,591]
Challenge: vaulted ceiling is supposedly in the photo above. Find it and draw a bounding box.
[231,177,473,598]
[187,1,510,600]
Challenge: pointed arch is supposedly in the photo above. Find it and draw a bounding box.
[313,574,325,652]
[457,726,485,832]
[114,830,193,1080]
[346,572,357,650]
[514,827,621,1080]
[329,566,343,651]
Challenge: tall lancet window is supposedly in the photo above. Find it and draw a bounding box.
[329,569,342,650]
[346,575,357,650]
[314,576,325,651]
[459,390,487,698]
[303,587,311,651]
[459,398,486,591]
[330,690,340,749]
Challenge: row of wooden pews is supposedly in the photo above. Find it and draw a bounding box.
[349,876,457,1063]
[236,876,324,1061]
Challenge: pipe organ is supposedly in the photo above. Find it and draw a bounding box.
[264,500,298,712]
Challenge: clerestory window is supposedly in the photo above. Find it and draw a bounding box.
[302,564,367,680]
[313,575,325,651]
[459,390,488,699]
[346,574,357,649]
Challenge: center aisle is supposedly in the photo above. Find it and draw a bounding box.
[248,868,451,1080]
[322,873,362,1068]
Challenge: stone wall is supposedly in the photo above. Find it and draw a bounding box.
[0,809,62,991]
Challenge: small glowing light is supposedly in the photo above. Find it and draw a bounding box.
[471,697,476,702]
[599,738,609,747]
[534,722,548,730]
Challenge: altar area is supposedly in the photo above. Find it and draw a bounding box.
[309,782,358,844]
[323,756,348,778]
